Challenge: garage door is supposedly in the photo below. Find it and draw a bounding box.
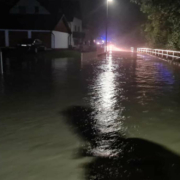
[0,31,5,47]
[9,31,28,47]
[32,32,51,48]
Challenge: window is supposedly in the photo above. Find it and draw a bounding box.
[35,6,39,14]
[19,6,26,14]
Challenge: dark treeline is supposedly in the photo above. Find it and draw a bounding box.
[131,0,180,50]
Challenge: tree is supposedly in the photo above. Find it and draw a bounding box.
[131,0,180,50]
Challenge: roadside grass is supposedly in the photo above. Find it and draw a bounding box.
[40,50,81,59]
[2,48,81,59]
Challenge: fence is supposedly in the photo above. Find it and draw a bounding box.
[137,48,180,60]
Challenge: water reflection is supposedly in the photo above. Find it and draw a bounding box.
[89,53,126,156]
[63,52,180,179]
[156,63,175,85]
[2,50,180,179]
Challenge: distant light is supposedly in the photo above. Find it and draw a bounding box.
[108,0,113,2]
[97,42,100,45]
[131,47,134,52]
[107,44,122,52]
[102,40,105,43]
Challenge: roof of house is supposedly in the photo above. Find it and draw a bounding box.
[0,13,71,33]
[0,0,81,32]
[1,0,82,21]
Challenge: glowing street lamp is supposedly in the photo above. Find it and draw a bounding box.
[106,0,113,53]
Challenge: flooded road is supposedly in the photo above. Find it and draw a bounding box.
[1,52,180,179]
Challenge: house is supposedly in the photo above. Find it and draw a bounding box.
[0,0,71,49]
[61,1,85,47]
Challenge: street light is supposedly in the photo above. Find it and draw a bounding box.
[106,0,113,53]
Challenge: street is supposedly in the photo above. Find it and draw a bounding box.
[1,52,180,179]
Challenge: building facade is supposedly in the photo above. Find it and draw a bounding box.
[0,0,71,49]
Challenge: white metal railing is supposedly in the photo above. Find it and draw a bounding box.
[137,48,180,60]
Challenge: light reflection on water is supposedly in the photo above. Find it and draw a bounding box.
[84,52,180,156]
[89,53,126,156]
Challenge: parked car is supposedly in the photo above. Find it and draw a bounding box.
[17,39,46,53]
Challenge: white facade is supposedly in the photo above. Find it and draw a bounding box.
[10,0,50,14]
[71,18,82,32]
[52,31,69,49]
[69,17,82,47]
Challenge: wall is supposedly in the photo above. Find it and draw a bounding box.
[72,18,82,32]
[70,17,82,47]
[69,22,74,46]
[9,31,28,46]
[52,31,69,49]
[10,0,50,14]
[0,30,52,48]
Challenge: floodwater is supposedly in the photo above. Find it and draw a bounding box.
[1,52,180,179]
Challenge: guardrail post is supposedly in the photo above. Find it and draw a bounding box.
[0,49,3,75]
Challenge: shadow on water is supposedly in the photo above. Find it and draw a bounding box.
[62,106,180,180]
